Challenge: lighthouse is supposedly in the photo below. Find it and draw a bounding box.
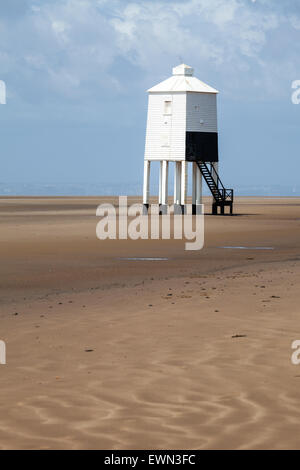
[143,64,233,215]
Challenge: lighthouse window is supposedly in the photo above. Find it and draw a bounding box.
[164,101,172,115]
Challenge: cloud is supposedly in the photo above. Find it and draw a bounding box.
[0,0,299,107]
[109,0,299,99]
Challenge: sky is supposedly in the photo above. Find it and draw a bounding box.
[0,0,300,195]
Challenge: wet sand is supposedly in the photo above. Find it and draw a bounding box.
[0,196,300,449]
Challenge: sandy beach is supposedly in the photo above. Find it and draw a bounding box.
[1,196,300,449]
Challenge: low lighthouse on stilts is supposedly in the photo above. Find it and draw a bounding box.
[143,64,233,215]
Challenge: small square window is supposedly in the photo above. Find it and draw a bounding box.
[164,101,172,115]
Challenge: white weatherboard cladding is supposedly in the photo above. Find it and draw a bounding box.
[144,93,186,161]
[170,93,186,160]
[186,92,218,133]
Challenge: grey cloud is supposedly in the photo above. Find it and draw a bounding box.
[0,0,299,107]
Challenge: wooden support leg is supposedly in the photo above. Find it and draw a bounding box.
[143,160,150,214]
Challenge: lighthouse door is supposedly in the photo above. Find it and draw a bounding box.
[161,99,172,148]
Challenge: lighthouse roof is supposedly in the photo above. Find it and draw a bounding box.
[147,64,219,94]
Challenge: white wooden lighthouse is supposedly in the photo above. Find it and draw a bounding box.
[143,64,233,215]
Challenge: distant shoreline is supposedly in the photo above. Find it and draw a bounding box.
[1,194,300,199]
